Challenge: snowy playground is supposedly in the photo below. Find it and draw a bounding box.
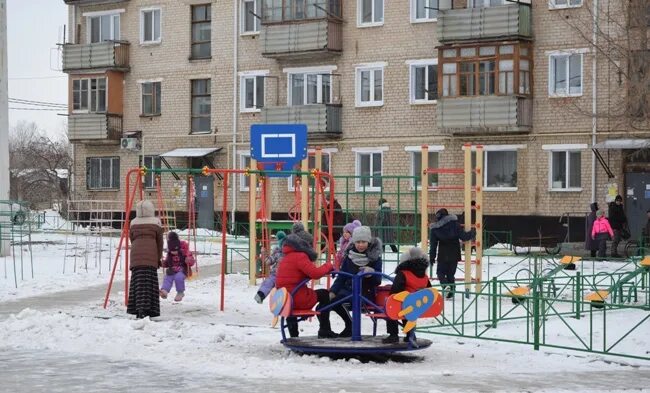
[1,210,650,393]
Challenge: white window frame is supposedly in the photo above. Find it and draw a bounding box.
[472,145,525,192]
[548,50,585,97]
[408,59,438,104]
[239,70,268,113]
[241,0,261,35]
[548,0,583,10]
[411,0,439,22]
[543,144,586,192]
[140,7,162,45]
[239,152,253,192]
[138,79,163,116]
[87,157,120,190]
[287,71,334,106]
[86,13,121,44]
[287,149,336,192]
[143,155,162,189]
[357,0,384,27]
[72,77,107,114]
[355,63,385,107]
[408,150,441,190]
[353,147,387,192]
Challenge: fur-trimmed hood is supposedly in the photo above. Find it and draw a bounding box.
[283,233,318,261]
[345,236,382,264]
[431,213,458,229]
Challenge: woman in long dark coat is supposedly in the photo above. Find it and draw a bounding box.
[126,200,164,319]
[584,202,598,258]
[377,198,398,253]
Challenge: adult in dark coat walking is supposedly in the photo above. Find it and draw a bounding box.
[608,195,627,257]
[429,209,476,299]
[584,202,599,258]
[322,192,345,243]
[377,198,398,253]
[127,200,164,319]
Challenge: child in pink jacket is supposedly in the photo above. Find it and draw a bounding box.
[591,210,614,258]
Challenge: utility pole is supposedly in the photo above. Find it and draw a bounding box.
[0,0,9,256]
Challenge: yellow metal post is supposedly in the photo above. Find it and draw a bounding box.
[475,146,484,293]
[420,145,429,251]
[463,145,472,297]
[300,157,309,229]
[248,158,258,285]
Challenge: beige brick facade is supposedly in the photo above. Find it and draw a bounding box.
[64,0,646,228]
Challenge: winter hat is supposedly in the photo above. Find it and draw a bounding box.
[167,231,181,251]
[435,208,449,221]
[596,210,605,218]
[399,247,428,264]
[378,198,387,206]
[136,200,155,218]
[275,231,287,247]
[615,195,623,202]
[351,225,372,243]
[343,219,362,234]
[291,222,313,245]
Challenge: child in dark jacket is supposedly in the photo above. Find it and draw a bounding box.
[160,231,195,302]
[382,247,432,344]
[330,225,383,337]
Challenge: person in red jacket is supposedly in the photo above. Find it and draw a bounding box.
[592,210,615,258]
[275,223,340,338]
[382,247,432,344]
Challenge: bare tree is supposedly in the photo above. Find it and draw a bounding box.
[548,0,650,133]
[9,121,70,209]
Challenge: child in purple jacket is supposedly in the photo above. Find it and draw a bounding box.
[160,231,195,302]
[254,231,286,304]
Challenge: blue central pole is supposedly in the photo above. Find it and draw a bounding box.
[351,274,362,341]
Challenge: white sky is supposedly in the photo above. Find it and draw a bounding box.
[7,0,68,138]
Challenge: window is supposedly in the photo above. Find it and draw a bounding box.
[191,4,211,58]
[289,72,331,106]
[141,8,161,44]
[549,52,583,96]
[411,151,439,189]
[191,79,211,133]
[141,82,161,116]
[412,0,438,22]
[242,0,260,34]
[410,62,438,103]
[358,0,383,26]
[439,43,532,98]
[73,77,106,112]
[550,151,581,190]
[261,0,341,22]
[143,156,162,189]
[238,152,260,192]
[355,151,382,191]
[484,150,517,189]
[470,0,505,7]
[356,66,384,107]
[549,0,582,9]
[87,157,120,190]
[88,14,120,43]
[288,152,331,191]
[241,74,265,112]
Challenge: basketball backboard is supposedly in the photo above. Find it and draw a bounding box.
[250,124,308,177]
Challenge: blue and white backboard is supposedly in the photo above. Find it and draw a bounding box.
[250,124,308,177]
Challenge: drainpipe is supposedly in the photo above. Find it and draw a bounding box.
[591,0,598,203]
[231,2,238,233]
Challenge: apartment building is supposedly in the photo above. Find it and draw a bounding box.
[62,0,650,240]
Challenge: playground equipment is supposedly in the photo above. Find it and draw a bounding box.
[584,256,650,304]
[506,255,582,301]
[269,271,442,355]
[0,200,34,288]
[420,144,484,296]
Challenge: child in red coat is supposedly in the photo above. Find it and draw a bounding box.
[383,247,432,344]
[592,210,614,258]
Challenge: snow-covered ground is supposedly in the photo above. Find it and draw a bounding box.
[1,213,650,392]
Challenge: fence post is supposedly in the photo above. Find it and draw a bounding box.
[533,256,540,351]
[491,277,498,328]
[575,271,581,320]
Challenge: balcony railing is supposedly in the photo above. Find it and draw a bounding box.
[62,41,130,72]
[437,96,532,134]
[68,113,123,142]
[63,1,129,5]
[261,104,342,137]
[438,4,532,43]
[261,19,342,59]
